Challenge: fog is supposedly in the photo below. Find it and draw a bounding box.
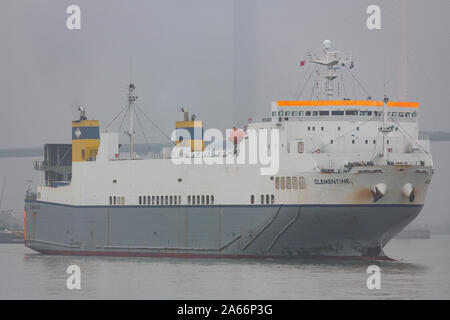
[0,0,449,227]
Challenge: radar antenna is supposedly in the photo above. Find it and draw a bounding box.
[307,40,353,100]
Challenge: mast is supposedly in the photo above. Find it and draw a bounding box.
[308,40,352,100]
[127,83,138,159]
[0,177,5,210]
[381,95,393,163]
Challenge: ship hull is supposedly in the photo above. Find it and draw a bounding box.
[24,200,422,260]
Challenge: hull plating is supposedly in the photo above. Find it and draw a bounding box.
[24,201,422,259]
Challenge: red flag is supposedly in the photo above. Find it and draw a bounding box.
[300,60,306,67]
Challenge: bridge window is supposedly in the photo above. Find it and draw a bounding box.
[392,112,397,117]
[275,177,280,189]
[345,110,358,116]
[412,112,417,118]
[285,111,291,116]
[312,111,318,116]
[278,111,284,116]
[299,111,304,116]
[272,111,277,116]
[319,110,329,116]
[399,112,404,117]
[360,111,372,116]
[292,111,298,116]
[305,111,311,116]
[405,112,411,118]
[281,177,286,189]
[332,110,344,116]
[286,177,292,189]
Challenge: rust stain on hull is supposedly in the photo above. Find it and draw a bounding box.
[350,188,372,203]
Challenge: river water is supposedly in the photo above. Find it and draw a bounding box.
[0,235,449,299]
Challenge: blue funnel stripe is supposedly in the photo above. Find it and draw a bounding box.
[72,126,100,140]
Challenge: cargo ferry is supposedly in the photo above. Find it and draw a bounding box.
[24,41,433,259]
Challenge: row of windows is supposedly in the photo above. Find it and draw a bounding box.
[137,195,216,206]
[139,195,182,205]
[187,195,215,205]
[275,177,307,190]
[350,139,389,145]
[250,194,275,204]
[273,110,417,118]
[307,125,399,132]
[109,196,125,205]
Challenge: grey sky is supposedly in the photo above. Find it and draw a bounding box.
[0,0,449,225]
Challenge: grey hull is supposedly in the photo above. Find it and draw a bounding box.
[24,200,422,259]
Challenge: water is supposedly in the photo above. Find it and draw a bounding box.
[1,236,449,299]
